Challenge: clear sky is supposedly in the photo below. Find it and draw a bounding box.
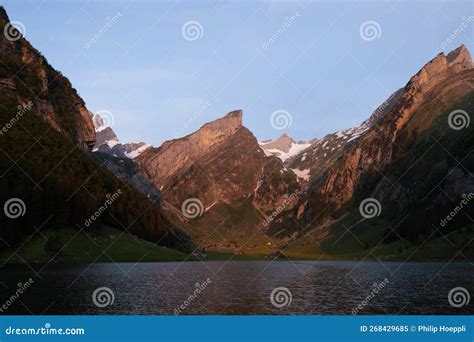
[1,0,473,146]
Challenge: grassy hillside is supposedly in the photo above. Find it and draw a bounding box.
[0,225,193,263]
[282,225,474,261]
[0,96,192,252]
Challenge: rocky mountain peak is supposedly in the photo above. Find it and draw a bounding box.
[92,114,107,131]
[260,134,311,162]
[136,110,247,188]
[278,133,295,143]
[407,45,472,94]
[446,44,473,71]
[200,109,243,136]
[260,134,295,153]
[92,113,151,159]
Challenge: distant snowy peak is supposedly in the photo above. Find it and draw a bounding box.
[123,142,151,159]
[259,134,312,162]
[92,114,110,133]
[92,113,151,159]
[260,134,295,152]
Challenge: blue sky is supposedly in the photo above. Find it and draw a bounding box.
[1,0,473,146]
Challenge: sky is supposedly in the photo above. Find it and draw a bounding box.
[1,0,473,146]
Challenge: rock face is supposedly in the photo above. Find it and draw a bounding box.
[287,88,404,183]
[137,110,244,188]
[269,45,474,244]
[136,110,300,240]
[0,7,96,148]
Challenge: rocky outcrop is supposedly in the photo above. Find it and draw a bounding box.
[137,110,244,188]
[0,6,96,148]
[136,110,300,241]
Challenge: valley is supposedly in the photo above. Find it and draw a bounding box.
[0,5,473,265]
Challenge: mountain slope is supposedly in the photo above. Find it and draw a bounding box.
[268,45,474,256]
[0,7,95,148]
[0,7,191,255]
[287,88,404,183]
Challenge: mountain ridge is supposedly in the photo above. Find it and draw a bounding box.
[267,44,474,252]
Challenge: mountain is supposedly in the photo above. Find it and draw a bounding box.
[259,134,312,162]
[92,114,151,158]
[123,142,151,158]
[268,45,474,259]
[90,114,161,202]
[1,4,471,261]
[0,6,191,256]
[0,8,95,148]
[287,88,404,183]
[261,87,403,185]
[136,110,300,247]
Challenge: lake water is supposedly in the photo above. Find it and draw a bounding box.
[1,260,472,315]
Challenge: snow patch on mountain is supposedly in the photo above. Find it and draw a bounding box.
[259,134,312,162]
[263,142,311,162]
[291,168,310,181]
[92,113,152,159]
[125,143,151,159]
